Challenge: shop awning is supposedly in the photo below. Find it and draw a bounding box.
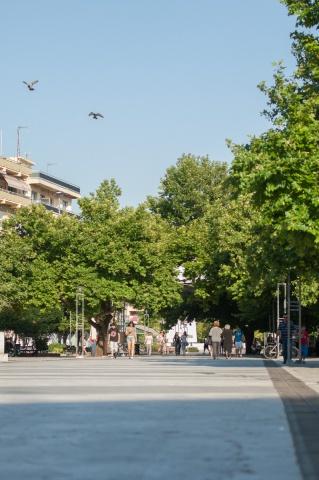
[1,174,30,191]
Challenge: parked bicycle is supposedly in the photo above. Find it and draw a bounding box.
[263,342,299,359]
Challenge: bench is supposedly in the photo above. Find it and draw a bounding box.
[19,346,37,356]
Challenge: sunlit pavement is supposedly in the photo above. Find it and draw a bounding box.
[281,359,319,395]
[0,356,306,480]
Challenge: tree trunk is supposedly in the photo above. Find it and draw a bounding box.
[89,300,114,357]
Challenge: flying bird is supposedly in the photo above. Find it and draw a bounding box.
[23,80,39,91]
[89,112,104,120]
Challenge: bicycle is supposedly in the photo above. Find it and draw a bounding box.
[117,343,128,357]
[263,342,299,359]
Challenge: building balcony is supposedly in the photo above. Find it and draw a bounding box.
[0,156,33,177]
[29,172,81,199]
[0,188,32,208]
[32,199,75,215]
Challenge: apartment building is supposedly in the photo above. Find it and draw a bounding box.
[0,155,80,221]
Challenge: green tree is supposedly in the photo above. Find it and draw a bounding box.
[148,154,228,226]
[0,205,79,336]
[78,180,182,350]
[149,154,238,326]
[0,180,182,352]
[228,0,319,309]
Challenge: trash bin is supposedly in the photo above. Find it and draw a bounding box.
[135,343,140,355]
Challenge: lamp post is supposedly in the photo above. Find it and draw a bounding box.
[46,162,57,173]
[16,126,28,160]
[287,272,291,365]
[75,287,85,357]
[276,282,287,359]
[296,277,302,363]
[69,311,72,347]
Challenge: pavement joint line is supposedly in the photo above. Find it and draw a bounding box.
[265,360,319,480]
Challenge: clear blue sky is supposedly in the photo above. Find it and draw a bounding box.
[1,0,296,206]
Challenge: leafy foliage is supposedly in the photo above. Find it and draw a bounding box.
[148,154,228,226]
[0,182,181,338]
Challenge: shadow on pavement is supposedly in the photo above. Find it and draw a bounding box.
[0,397,301,480]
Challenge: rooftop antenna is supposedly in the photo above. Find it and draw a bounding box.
[16,126,28,161]
[46,162,57,173]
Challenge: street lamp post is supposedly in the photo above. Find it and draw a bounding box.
[69,312,72,347]
[298,278,302,363]
[16,126,28,160]
[75,287,85,357]
[276,282,287,359]
[287,273,292,365]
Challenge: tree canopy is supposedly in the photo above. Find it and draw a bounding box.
[0,181,182,341]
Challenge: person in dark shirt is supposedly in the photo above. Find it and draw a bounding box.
[173,332,181,356]
[222,324,233,359]
[203,337,210,355]
[108,320,120,359]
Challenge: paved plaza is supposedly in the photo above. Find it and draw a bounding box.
[0,356,318,480]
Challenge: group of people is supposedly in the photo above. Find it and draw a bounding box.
[172,331,189,355]
[108,321,192,358]
[146,330,189,356]
[85,320,138,359]
[86,318,245,360]
[204,321,244,360]
[109,319,147,359]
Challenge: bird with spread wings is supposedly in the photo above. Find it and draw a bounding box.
[89,112,104,120]
[23,80,39,91]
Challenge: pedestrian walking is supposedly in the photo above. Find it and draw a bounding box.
[145,332,153,356]
[157,331,167,355]
[173,332,181,356]
[164,335,171,355]
[222,324,233,359]
[180,331,189,356]
[300,326,309,363]
[208,320,223,359]
[203,337,210,355]
[233,326,244,358]
[89,336,97,357]
[125,321,137,359]
[108,320,120,358]
[82,336,87,355]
